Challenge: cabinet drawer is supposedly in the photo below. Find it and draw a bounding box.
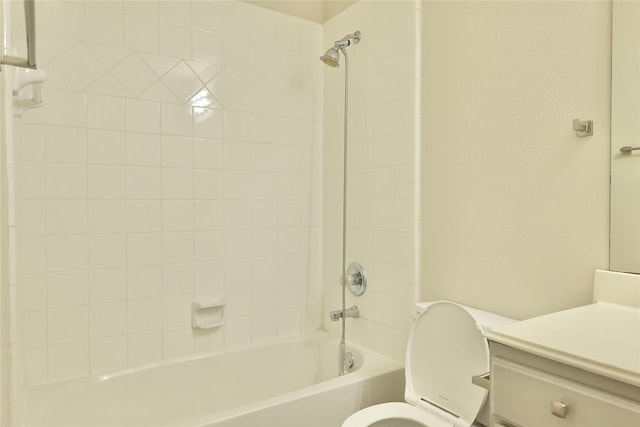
[492,358,640,427]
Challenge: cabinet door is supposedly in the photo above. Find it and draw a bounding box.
[492,358,640,427]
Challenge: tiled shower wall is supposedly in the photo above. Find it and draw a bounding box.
[12,0,322,387]
[322,0,421,362]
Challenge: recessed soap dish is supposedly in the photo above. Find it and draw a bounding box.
[191,298,225,329]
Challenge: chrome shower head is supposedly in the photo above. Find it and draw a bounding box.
[320,31,361,67]
[320,47,340,67]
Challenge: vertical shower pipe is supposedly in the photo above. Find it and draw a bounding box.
[338,46,349,376]
[320,31,361,376]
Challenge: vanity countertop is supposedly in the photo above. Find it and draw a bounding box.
[485,301,640,388]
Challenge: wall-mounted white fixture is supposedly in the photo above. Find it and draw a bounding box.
[573,118,593,137]
[13,67,45,115]
[191,298,225,329]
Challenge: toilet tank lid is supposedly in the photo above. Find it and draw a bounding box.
[415,301,516,331]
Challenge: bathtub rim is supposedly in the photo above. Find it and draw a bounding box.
[21,331,405,427]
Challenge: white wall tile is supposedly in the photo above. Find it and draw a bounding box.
[23,311,47,349]
[161,136,193,168]
[127,266,162,300]
[88,200,126,234]
[18,162,45,199]
[194,231,224,262]
[44,90,86,128]
[87,95,125,131]
[127,330,162,368]
[45,126,87,163]
[126,166,161,199]
[126,133,161,166]
[162,200,194,231]
[85,5,123,47]
[20,274,47,311]
[89,235,127,269]
[127,200,162,232]
[88,130,126,165]
[90,335,127,373]
[194,200,223,230]
[125,99,160,133]
[192,30,222,64]
[193,108,223,139]
[46,163,87,199]
[194,327,223,353]
[89,268,127,304]
[162,326,193,359]
[15,0,326,386]
[192,1,222,33]
[47,270,89,308]
[225,316,250,348]
[162,168,194,200]
[24,347,48,386]
[251,312,276,343]
[127,298,162,332]
[162,232,194,263]
[194,169,223,199]
[20,124,45,161]
[162,263,194,296]
[162,294,192,327]
[48,306,89,345]
[126,233,162,266]
[47,236,88,273]
[90,302,127,338]
[48,341,90,382]
[193,138,223,169]
[46,200,88,235]
[194,261,224,293]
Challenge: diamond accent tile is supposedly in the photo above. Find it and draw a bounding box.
[85,73,130,97]
[139,80,181,103]
[39,37,79,65]
[206,68,244,109]
[139,53,181,77]
[53,44,106,90]
[161,61,203,103]
[186,61,223,84]
[86,44,132,70]
[111,53,158,97]
[40,64,75,91]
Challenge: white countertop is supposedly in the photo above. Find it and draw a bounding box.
[486,301,640,388]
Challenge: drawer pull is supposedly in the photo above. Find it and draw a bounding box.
[551,400,568,418]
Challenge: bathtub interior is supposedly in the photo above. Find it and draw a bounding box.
[22,336,402,427]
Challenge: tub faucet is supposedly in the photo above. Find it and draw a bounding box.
[329,305,360,321]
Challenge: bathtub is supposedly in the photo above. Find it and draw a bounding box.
[22,333,404,427]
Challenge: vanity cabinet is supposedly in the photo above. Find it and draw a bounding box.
[489,344,640,427]
[485,300,640,427]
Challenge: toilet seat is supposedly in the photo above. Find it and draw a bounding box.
[341,301,491,427]
[341,402,456,427]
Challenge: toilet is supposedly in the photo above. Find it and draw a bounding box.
[342,300,514,427]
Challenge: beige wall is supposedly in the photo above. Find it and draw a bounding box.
[421,1,611,320]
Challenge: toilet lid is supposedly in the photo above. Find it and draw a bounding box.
[405,301,489,426]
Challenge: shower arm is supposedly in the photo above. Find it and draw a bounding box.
[333,31,361,49]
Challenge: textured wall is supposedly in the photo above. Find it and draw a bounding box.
[421,1,611,320]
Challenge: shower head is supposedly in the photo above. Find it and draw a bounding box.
[320,47,340,67]
[320,31,361,67]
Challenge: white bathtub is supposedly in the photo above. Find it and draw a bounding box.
[22,334,404,427]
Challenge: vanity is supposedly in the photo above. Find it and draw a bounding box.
[485,270,640,427]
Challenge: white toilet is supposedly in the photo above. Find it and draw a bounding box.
[342,300,514,427]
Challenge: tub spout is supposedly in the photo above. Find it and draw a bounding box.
[329,306,360,321]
